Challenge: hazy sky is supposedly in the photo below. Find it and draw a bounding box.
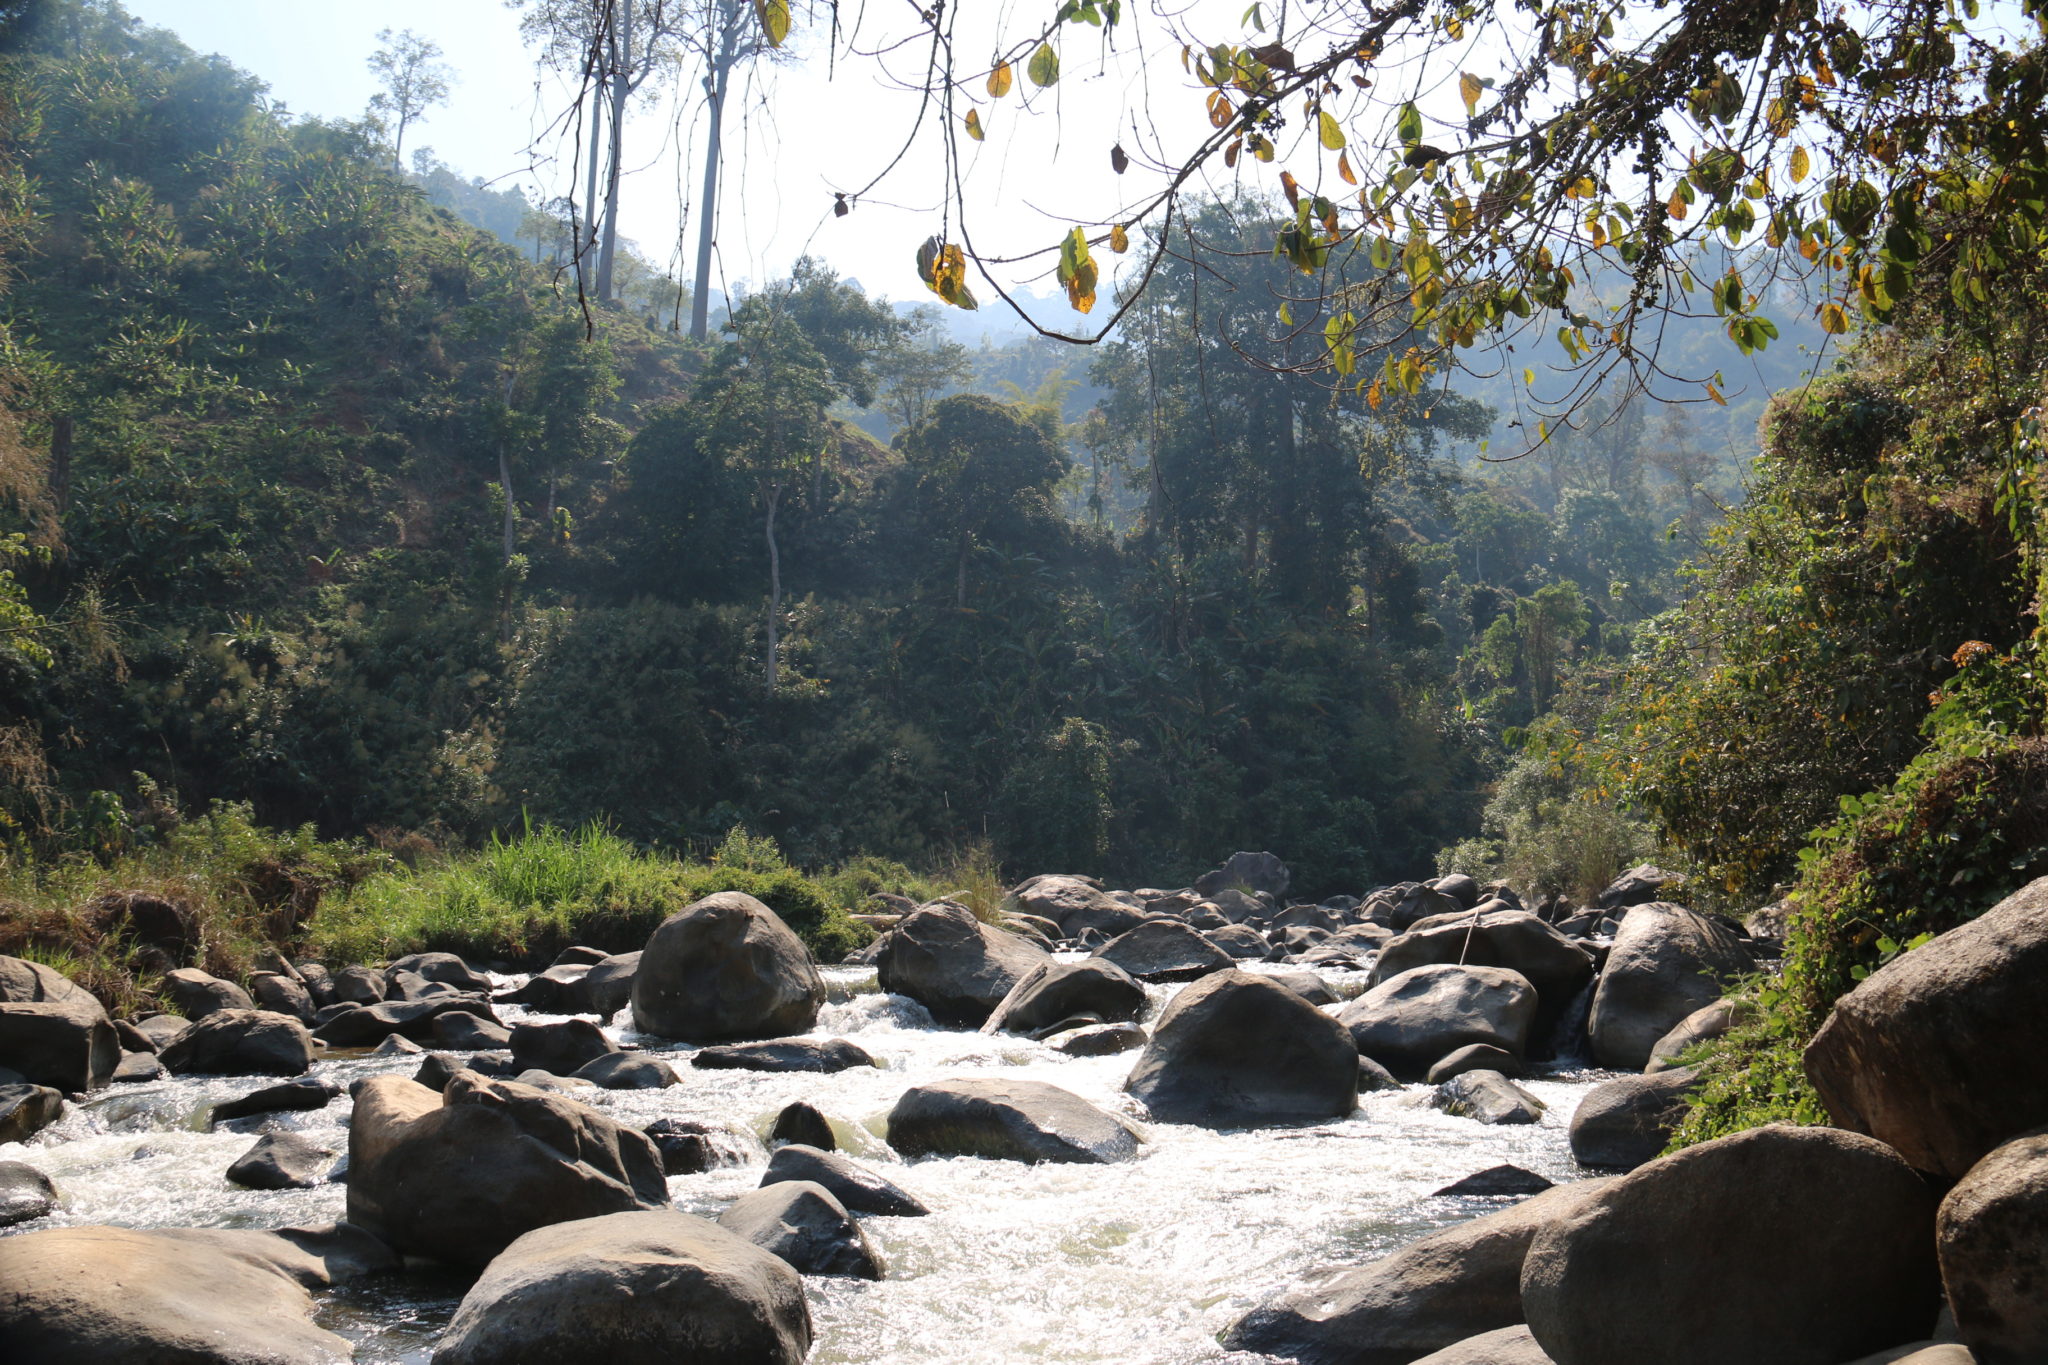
[116,0,1250,325]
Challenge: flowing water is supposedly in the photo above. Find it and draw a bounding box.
[0,960,1609,1363]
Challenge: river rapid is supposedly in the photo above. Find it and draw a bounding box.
[0,959,1606,1364]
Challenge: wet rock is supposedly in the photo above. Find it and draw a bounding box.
[1194,851,1292,900]
[1047,1022,1148,1056]
[1804,875,2048,1180]
[211,1076,341,1125]
[631,892,825,1042]
[227,1131,335,1189]
[160,1008,314,1077]
[346,1072,668,1267]
[888,1078,1143,1164]
[513,1069,596,1094]
[1427,1044,1524,1084]
[370,1033,424,1057]
[1587,903,1751,1071]
[1645,998,1750,1073]
[110,1050,163,1083]
[572,1052,679,1089]
[0,1222,392,1364]
[0,1083,62,1143]
[761,1143,928,1217]
[579,951,640,1019]
[1521,1125,1940,1365]
[1204,924,1272,959]
[1358,1055,1401,1092]
[312,993,499,1047]
[692,1037,875,1072]
[874,901,1051,1028]
[1411,1325,1555,1364]
[0,954,118,1091]
[387,951,493,993]
[429,1209,811,1365]
[644,1117,761,1174]
[1338,965,1539,1080]
[497,964,592,1011]
[162,967,255,1019]
[1223,1178,1614,1364]
[1092,918,1235,982]
[718,1180,885,1279]
[1125,969,1358,1127]
[769,1101,837,1151]
[249,972,316,1022]
[1568,1068,1701,1170]
[1432,1071,1546,1125]
[510,1017,617,1076]
[982,958,1145,1036]
[1374,911,1595,1037]
[0,1159,57,1226]
[1434,1165,1555,1197]
[1938,1128,2048,1364]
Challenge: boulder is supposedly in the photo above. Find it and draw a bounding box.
[387,951,493,993]
[579,952,640,1019]
[162,967,254,1019]
[1194,851,1292,900]
[645,1118,761,1175]
[1124,969,1358,1126]
[1205,924,1274,959]
[1092,918,1235,982]
[0,1222,392,1364]
[346,1072,668,1266]
[1428,1044,1523,1084]
[124,1012,187,1051]
[551,946,612,968]
[110,1050,162,1082]
[760,1143,928,1217]
[1645,998,1750,1072]
[498,964,592,1011]
[0,1083,62,1143]
[631,892,825,1042]
[1432,873,1482,910]
[1390,883,1466,932]
[1434,1165,1555,1198]
[1432,1071,1546,1125]
[294,963,334,1006]
[332,965,388,1004]
[0,955,118,1092]
[1411,1325,1556,1364]
[1568,1068,1701,1170]
[888,1078,1143,1163]
[1223,1178,1615,1365]
[1339,966,1540,1080]
[1587,903,1751,1071]
[1358,1055,1401,1092]
[716,1180,884,1279]
[510,1018,617,1076]
[312,993,499,1048]
[431,1010,513,1051]
[572,1052,679,1089]
[370,1033,424,1057]
[1937,1128,2048,1364]
[412,1052,470,1092]
[769,1101,837,1150]
[227,1132,335,1190]
[0,1159,56,1226]
[1596,863,1680,909]
[1374,911,1595,1036]
[249,972,316,1022]
[1211,888,1267,923]
[1521,1125,1941,1365]
[1804,875,2048,1179]
[1009,875,1146,938]
[159,1009,313,1076]
[1266,970,1341,1007]
[874,901,1050,1027]
[211,1076,341,1125]
[429,1209,811,1365]
[982,958,1146,1036]
[1047,1022,1147,1056]
[691,1037,876,1073]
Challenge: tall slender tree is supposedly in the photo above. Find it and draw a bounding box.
[364,29,452,171]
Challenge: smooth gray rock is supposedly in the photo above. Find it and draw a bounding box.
[211,1076,341,1125]
[249,972,316,1023]
[1432,1070,1546,1125]
[761,1143,928,1217]
[0,1159,57,1226]
[387,952,493,993]
[1411,1325,1555,1364]
[1428,1044,1524,1084]
[312,994,499,1048]
[162,967,255,1019]
[631,892,825,1042]
[0,955,118,1092]
[982,958,1146,1035]
[1205,924,1273,959]
[1644,998,1749,1072]
[717,1180,884,1279]
[888,1078,1143,1164]
[510,1018,617,1076]
[0,1083,62,1144]
[1125,969,1358,1126]
[126,1012,188,1051]
[369,1033,424,1057]
[1568,1068,1700,1170]
[1194,851,1292,899]
[644,1118,762,1175]
[770,1101,836,1151]
[1047,1022,1148,1056]
[1374,910,1595,1036]
[1092,918,1235,982]
[431,1011,512,1051]
[227,1131,335,1190]
[159,1009,314,1077]
[1938,1128,2048,1364]
[1434,1165,1555,1197]
[332,965,389,1004]
[1587,903,1750,1071]
[1339,965,1540,1080]
[874,901,1050,1028]
[691,1037,876,1072]
[110,1050,163,1083]
[572,1052,679,1089]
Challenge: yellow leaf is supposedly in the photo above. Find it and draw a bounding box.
[750,0,791,46]
[1667,190,1688,221]
[1819,300,1849,333]
[964,109,985,142]
[1319,110,1345,150]
[1790,144,1811,183]
[1110,222,1129,253]
[1338,151,1357,186]
[1366,379,1383,410]
[1459,72,1482,115]
[1706,381,1726,405]
[987,61,1013,98]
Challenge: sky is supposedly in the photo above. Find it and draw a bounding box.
[116,0,1261,332]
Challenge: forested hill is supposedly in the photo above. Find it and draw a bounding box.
[0,1,1727,893]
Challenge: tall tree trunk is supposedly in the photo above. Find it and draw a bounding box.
[595,20,634,300]
[689,10,739,341]
[582,83,604,282]
[763,481,782,695]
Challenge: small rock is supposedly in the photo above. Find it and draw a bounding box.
[770,1101,837,1151]
[0,1160,57,1226]
[370,1033,424,1057]
[717,1180,884,1279]
[1046,1022,1147,1056]
[0,1083,63,1143]
[644,1118,761,1175]
[1434,1164,1556,1197]
[227,1131,335,1189]
[572,1052,679,1089]
[761,1143,928,1217]
[211,1076,341,1125]
[691,1037,875,1073]
[1428,1044,1524,1084]
[1431,1070,1546,1125]
[110,1050,164,1083]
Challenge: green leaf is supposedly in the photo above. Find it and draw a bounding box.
[1028,42,1061,88]
[1396,101,1423,148]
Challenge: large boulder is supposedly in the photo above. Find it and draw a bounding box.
[1389,883,1467,931]
[1521,1124,1941,1365]
[760,1143,928,1217]
[717,1180,884,1280]
[1338,965,1539,1080]
[1222,1178,1615,1364]
[0,955,118,1092]
[874,901,1050,1027]
[692,1037,875,1073]
[1205,924,1273,959]
[249,972,316,1022]
[1008,876,1147,938]
[1091,918,1235,982]
[887,1078,1143,1164]
[386,951,493,992]
[579,952,640,1019]
[1568,1068,1701,1170]
[981,958,1146,1036]
[1937,1128,2048,1364]
[161,967,255,1019]
[631,892,824,1042]
[159,1009,314,1076]
[312,993,499,1047]
[430,1209,811,1365]
[0,1222,392,1364]
[1373,910,1595,1036]
[1804,876,2048,1180]
[1586,903,1751,1070]
[1194,850,1292,900]
[1645,998,1750,1072]
[1596,864,1681,909]
[346,1072,668,1267]
[509,1018,617,1075]
[1124,969,1357,1126]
